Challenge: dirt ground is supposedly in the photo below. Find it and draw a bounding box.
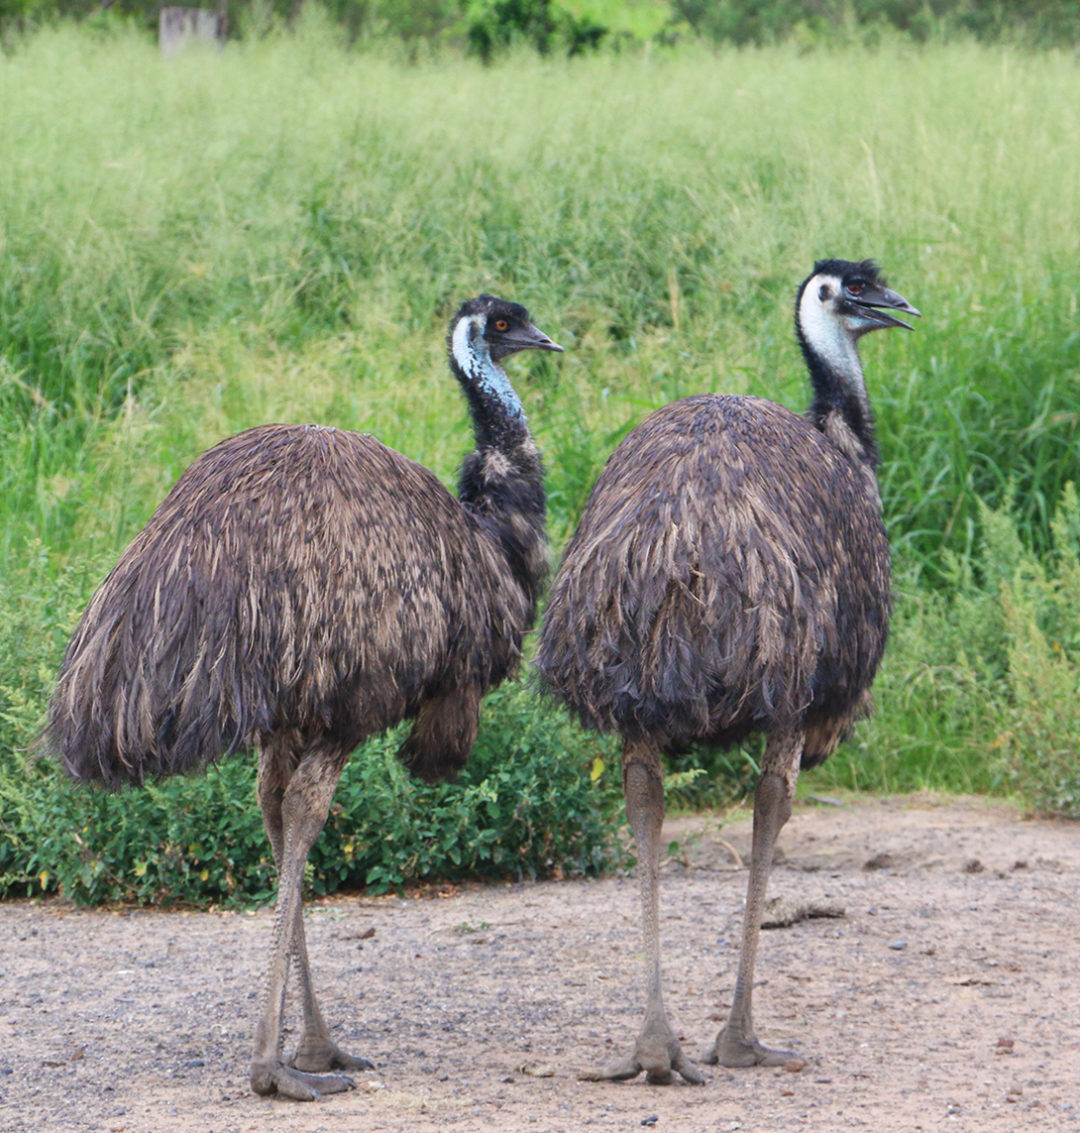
[1,795,1078,1133]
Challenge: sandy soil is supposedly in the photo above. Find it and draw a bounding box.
[1,795,1078,1133]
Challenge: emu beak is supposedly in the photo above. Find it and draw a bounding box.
[854,284,921,331]
[513,323,564,353]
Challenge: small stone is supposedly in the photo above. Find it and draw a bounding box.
[962,858,984,874]
[889,939,907,951]
[783,1059,805,1073]
[641,1118,659,1127]
[519,1062,556,1078]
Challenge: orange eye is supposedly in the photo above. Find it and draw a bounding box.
[848,279,865,295]
[494,319,509,332]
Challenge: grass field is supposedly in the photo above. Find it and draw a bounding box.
[1,24,1079,900]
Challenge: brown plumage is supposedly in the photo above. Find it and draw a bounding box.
[537,259,918,1084]
[46,294,562,1101]
[51,424,536,786]
[539,393,890,763]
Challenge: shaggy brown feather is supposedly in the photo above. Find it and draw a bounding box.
[537,393,890,766]
[47,423,541,786]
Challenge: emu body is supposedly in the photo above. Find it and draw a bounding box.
[47,295,560,1100]
[540,393,889,761]
[537,260,917,1084]
[53,425,538,786]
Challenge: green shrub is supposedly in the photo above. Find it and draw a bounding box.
[821,486,1080,815]
[992,484,1080,815]
[0,672,625,905]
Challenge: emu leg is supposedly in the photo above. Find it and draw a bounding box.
[251,746,357,1101]
[583,740,704,1086]
[256,753,373,1079]
[704,731,804,1068]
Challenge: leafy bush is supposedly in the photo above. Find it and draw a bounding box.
[990,485,1080,815]
[1,548,627,905]
[464,0,606,61]
[821,485,1080,815]
[0,663,625,904]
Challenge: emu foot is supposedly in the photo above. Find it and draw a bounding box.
[289,1034,374,1074]
[581,1019,705,1086]
[702,1028,797,1069]
[251,1058,356,1101]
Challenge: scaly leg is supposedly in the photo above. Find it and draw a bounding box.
[582,740,704,1085]
[704,731,804,1068]
[250,743,357,1101]
[256,748,373,1080]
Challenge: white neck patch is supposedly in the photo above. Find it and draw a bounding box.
[451,312,524,421]
[798,273,866,398]
[451,313,484,377]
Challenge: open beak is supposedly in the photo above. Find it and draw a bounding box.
[854,285,921,331]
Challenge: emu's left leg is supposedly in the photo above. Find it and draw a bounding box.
[252,743,369,1100]
[583,739,705,1085]
[704,730,804,1068]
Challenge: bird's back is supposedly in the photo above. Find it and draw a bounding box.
[49,424,530,785]
[537,395,891,756]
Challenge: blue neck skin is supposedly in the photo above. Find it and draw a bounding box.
[451,315,527,447]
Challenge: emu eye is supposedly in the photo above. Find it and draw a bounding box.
[494,319,509,332]
[848,279,865,296]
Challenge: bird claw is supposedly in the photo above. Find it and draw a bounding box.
[289,1036,374,1074]
[702,1029,798,1068]
[251,1060,356,1101]
[580,1032,705,1085]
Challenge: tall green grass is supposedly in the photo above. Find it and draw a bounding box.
[2,26,1079,901]
[4,27,1078,556]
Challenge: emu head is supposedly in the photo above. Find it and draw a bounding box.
[451,295,563,366]
[798,259,920,347]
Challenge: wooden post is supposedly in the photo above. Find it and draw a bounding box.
[159,6,227,56]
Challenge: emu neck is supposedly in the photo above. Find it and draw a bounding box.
[797,325,879,469]
[448,318,546,609]
[457,439,548,615]
[450,319,528,451]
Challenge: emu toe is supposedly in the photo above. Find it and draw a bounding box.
[581,1021,705,1086]
[289,1035,374,1075]
[702,1028,798,1069]
[251,1059,357,1101]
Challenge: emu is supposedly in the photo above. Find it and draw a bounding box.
[46,295,561,1101]
[537,260,918,1084]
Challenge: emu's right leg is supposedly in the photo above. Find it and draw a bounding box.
[251,743,359,1101]
[582,739,704,1086]
[703,730,804,1068]
[256,746,373,1084]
